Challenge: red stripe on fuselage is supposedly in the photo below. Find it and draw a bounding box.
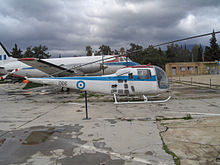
[104,57,119,63]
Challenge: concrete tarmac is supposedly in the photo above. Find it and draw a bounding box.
[0,81,220,165]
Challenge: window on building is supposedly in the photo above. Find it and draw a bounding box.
[180,66,186,71]
[187,66,193,71]
[195,66,198,74]
[211,66,217,74]
[172,67,176,75]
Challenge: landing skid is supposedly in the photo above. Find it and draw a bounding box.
[113,94,171,105]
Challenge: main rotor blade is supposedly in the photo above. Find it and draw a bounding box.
[125,30,220,55]
[153,30,220,47]
[111,30,220,64]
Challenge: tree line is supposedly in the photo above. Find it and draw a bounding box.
[11,44,51,59]
[86,31,220,68]
[11,31,220,67]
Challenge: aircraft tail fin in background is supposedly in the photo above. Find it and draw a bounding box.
[0,42,15,65]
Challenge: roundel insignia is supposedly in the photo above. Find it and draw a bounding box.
[76,81,85,89]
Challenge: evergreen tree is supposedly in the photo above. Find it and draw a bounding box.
[23,45,50,59]
[128,45,167,68]
[165,44,176,62]
[11,44,23,58]
[204,30,220,61]
[127,43,143,62]
[23,46,34,58]
[198,44,203,62]
[113,49,119,55]
[86,46,92,56]
[98,45,111,55]
[32,45,50,59]
[192,45,199,62]
[143,45,167,69]
[165,44,191,62]
[127,43,143,53]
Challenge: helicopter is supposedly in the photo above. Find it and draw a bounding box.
[24,64,171,104]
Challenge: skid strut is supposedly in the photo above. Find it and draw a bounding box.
[114,94,171,105]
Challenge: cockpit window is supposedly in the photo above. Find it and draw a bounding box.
[119,57,124,62]
[137,69,152,79]
[155,66,169,89]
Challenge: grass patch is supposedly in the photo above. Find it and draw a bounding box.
[156,117,179,121]
[161,136,180,165]
[78,92,104,99]
[183,114,192,120]
[158,114,192,164]
[156,114,192,121]
[23,82,44,89]
[61,100,75,103]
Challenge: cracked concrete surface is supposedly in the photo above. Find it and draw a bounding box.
[159,117,220,165]
[0,78,220,165]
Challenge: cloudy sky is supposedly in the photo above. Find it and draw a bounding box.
[1,0,220,57]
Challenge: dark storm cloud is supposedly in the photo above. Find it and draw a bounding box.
[0,0,220,56]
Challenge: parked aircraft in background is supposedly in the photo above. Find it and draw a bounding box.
[0,42,17,74]
[0,42,47,79]
[0,42,139,80]
[25,65,171,104]
[19,55,139,77]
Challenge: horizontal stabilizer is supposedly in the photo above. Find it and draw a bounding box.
[19,58,75,77]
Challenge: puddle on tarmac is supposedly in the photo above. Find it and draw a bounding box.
[22,128,54,145]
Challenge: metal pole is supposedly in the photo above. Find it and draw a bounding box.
[85,91,89,119]
[210,79,212,88]
[85,91,88,119]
